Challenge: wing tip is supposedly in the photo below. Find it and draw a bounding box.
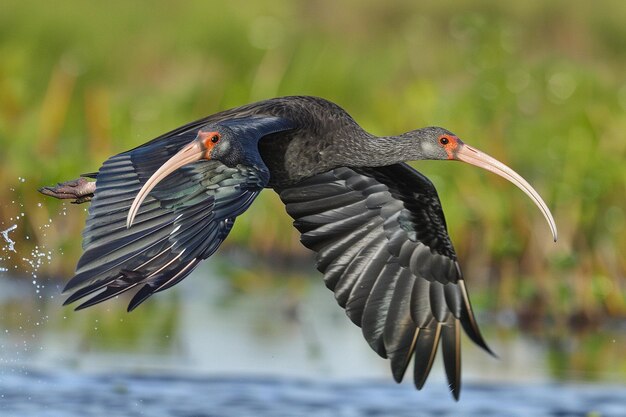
[62,276,83,293]
[441,318,462,401]
[457,279,497,358]
[62,282,100,306]
[412,322,442,392]
[126,285,154,312]
[73,294,105,311]
[449,383,461,401]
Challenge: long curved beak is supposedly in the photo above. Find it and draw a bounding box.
[127,140,205,228]
[456,144,557,242]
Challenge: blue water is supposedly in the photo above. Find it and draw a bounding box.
[1,369,625,417]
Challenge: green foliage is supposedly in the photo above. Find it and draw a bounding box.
[1,0,624,320]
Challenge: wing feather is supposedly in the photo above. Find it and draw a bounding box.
[361,261,402,357]
[383,268,418,382]
[279,163,493,399]
[334,231,387,308]
[413,320,442,390]
[441,318,462,400]
[63,132,268,311]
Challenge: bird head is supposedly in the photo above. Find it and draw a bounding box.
[192,126,247,168]
[126,117,293,228]
[415,126,557,241]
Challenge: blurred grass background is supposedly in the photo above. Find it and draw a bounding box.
[0,0,624,328]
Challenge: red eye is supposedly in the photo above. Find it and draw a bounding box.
[198,131,222,151]
[440,137,449,145]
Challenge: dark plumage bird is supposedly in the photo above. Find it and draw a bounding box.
[40,96,557,400]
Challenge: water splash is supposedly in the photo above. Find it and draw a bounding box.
[1,224,18,253]
[0,178,62,302]
[0,181,63,383]
[0,224,18,272]
[22,245,54,297]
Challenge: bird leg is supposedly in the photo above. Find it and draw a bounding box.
[38,177,96,204]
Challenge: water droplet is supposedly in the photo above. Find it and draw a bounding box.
[1,225,18,252]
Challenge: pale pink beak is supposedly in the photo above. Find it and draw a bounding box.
[456,144,557,242]
[126,140,206,228]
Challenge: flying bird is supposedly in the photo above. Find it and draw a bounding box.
[40,96,557,399]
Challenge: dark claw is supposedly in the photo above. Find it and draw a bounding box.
[38,177,96,204]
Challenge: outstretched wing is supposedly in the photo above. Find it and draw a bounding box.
[63,131,269,311]
[278,163,493,400]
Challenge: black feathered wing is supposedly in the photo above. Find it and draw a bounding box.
[63,131,269,311]
[278,163,493,400]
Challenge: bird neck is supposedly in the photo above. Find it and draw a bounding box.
[333,131,429,168]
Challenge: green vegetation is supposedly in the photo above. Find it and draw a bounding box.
[1,0,624,325]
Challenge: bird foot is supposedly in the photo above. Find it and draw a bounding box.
[38,177,96,204]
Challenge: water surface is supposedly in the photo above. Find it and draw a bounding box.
[2,370,626,417]
[0,263,625,416]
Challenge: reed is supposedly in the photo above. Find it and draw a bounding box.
[0,0,624,323]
